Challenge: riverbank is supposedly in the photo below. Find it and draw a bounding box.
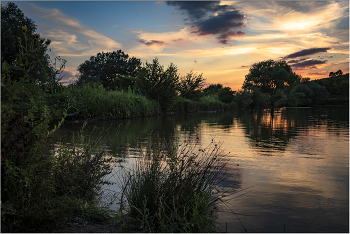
[49,84,236,124]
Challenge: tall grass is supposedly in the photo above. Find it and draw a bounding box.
[117,139,229,232]
[171,95,237,113]
[48,84,160,121]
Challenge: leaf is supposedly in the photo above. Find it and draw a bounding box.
[11,66,24,71]
[2,61,11,73]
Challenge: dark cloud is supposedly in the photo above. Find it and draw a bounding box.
[217,30,245,44]
[284,48,331,59]
[139,39,165,46]
[166,1,227,20]
[287,57,309,64]
[172,39,183,43]
[166,1,245,44]
[194,60,198,63]
[290,59,327,70]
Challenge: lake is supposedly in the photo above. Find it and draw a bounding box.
[54,106,349,232]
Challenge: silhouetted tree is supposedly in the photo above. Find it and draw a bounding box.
[135,58,180,111]
[242,60,300,100]
[329,70,343,77]
[1,2,65,86]
[235,90,253,108]
[203,84,223,96]
[178,71,205,101]
[218,87,235,103]
[335,70,343,76]
[77,50,141,88]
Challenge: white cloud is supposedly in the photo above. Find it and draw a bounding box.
[33,5,122,57]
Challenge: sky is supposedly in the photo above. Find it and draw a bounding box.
[4,1,349,90]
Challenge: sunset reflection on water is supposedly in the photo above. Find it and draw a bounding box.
[55,106,349,232]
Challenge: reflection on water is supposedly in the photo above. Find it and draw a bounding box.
[54,106,349,232]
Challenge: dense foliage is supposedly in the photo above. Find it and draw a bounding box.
[1,4,115,232]
[242,60,300,104]
[76,50,141,88]
[178,71,205,101]
[135,58,180,111]
[1,2,66,87]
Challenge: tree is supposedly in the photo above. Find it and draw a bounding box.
[330,70,343,77]
[242,60,300,100]
[336,70,343,76]
[178,71,205,100]
[203,84,223,96]
[218,87,235,104]
[135,58,180,111]
[235,90,253,108]
[1,2,66,87]
[77,50,141,88]
[1,2,36,65]
[305,81,329,105]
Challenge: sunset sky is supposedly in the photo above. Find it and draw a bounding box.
[6,1,349,90]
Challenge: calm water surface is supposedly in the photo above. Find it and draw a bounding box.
[55,106,349,232]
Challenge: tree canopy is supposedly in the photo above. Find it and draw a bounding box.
[1,2,37,65]
[1,2,65,87]
[135,58,179,111]
[329,70,343,77]
[178,71,205,100]
[242,60,300,96]
[76,50,141,88]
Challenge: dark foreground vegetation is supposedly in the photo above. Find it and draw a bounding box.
[1,2,348,232]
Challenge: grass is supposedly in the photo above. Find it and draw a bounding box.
[47,84,237,123]
[48,83,160,122]
[171,95,237,113]
[115,138,229,232]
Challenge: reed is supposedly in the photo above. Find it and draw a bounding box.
[117,139,229,232]
[48,84,160,122]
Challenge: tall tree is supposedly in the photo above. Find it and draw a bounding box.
[203,84,223,96]
[76,50,141,88]
[1,2,36,65]
[135,58,180,111]
[1,2,65,86]
[242,60,300,98]
[178,71,205,100]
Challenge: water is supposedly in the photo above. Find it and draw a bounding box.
[54,106,349,232]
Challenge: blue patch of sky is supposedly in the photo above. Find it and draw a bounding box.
[4,1,190,51]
